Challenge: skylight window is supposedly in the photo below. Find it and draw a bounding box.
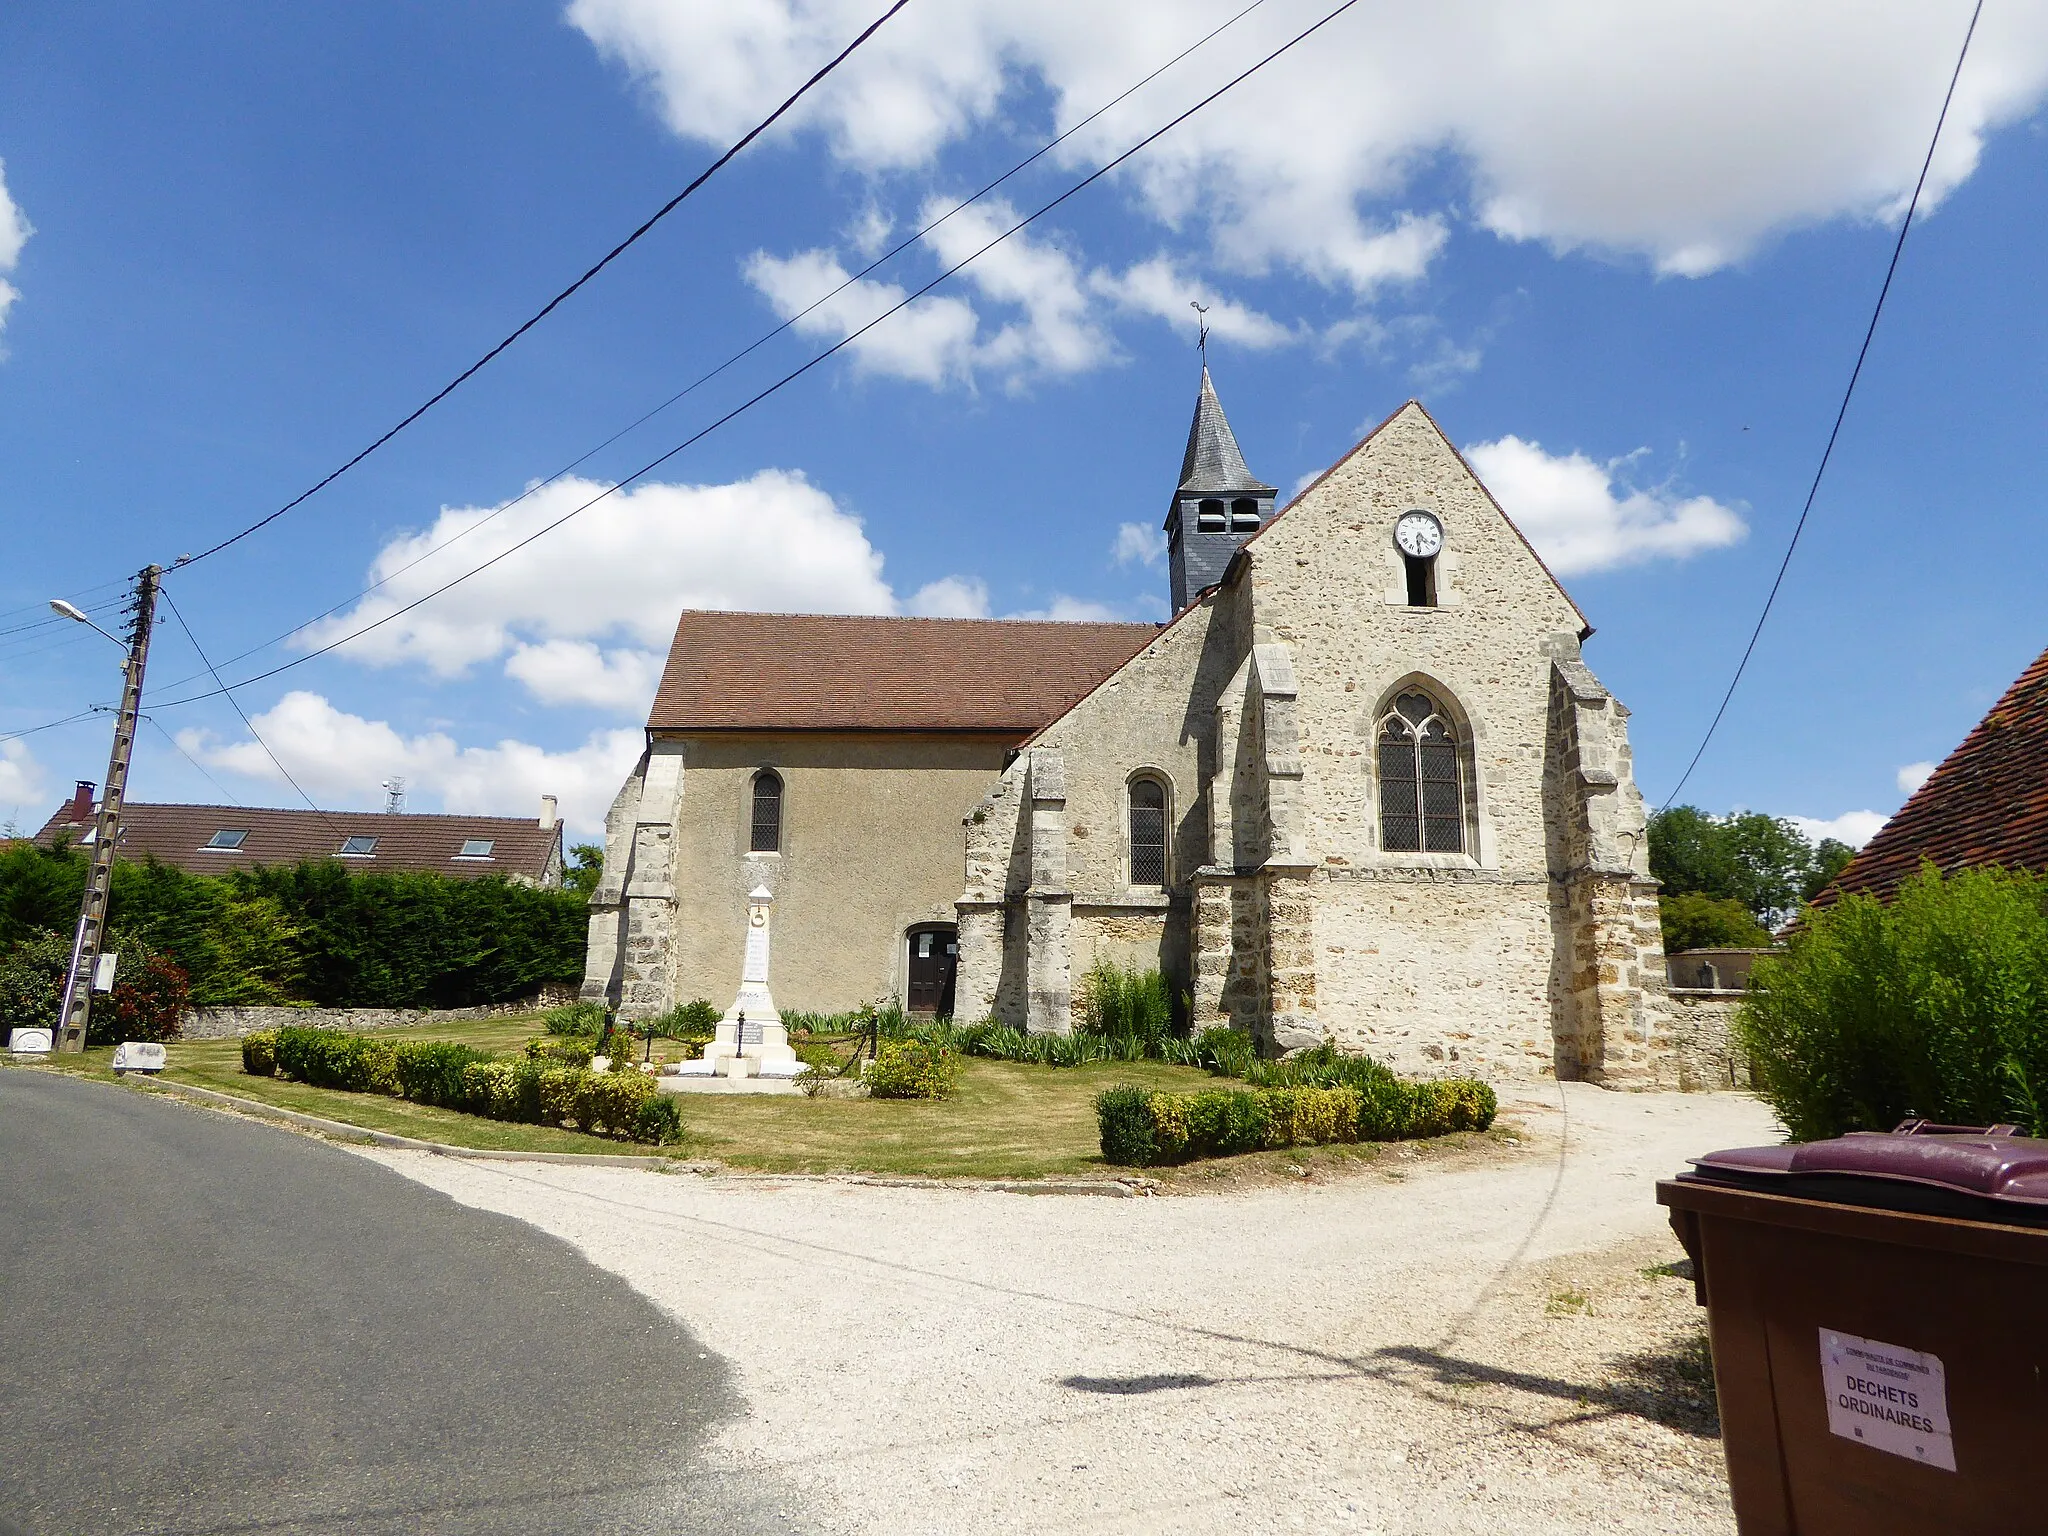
[338,835,379,857]
[203,829,248,850]
[456,839,496,858]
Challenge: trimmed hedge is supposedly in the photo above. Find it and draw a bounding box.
[249,1024,683,1144]
[1096,1073,1496,1167]
[525,1036,596,1068]
[241,1030,276,1077]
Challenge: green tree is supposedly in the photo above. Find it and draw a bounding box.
[1659,892,1772,953]
[1649,805,1853,932]
[564,843,605,900]
[1647,806,1741,904]
[0,929,70,1033]
[1802,838,1856,903]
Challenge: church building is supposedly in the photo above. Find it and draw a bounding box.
[581,376,1674,1086]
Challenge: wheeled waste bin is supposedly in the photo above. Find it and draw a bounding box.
[1657,1122,2048,1535]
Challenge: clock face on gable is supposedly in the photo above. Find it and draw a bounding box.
[1394,510,1444,558]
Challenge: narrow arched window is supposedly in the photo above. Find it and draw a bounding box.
[1377,692,1464,854]
[1128,777,1168,888]
[1230,497,1261,530]
[749,770,783,853]
[1197,498,1226,531]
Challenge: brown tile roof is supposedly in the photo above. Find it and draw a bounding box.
[34,801,563,885]
[648,611,1158,733]
[1818,640,2048,906]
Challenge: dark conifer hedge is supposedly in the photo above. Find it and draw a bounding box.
[0,842,585,1009]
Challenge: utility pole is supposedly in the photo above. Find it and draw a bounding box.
[54,565,162,1053]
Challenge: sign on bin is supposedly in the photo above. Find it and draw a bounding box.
[1820,1328,1955,1472]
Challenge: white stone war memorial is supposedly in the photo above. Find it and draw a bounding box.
[664,884,805,1094]
[586,375,1677,1088]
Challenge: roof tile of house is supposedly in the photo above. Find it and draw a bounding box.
[1819,640,2048,905]
[648,611,1158,733]
[33,802,562,883]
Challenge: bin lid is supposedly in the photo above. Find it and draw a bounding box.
[1685,1125,2048,1225]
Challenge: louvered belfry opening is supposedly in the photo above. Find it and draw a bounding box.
[1128,777,1168,887]
[1377,692,1464,854]
[749,770,783,853]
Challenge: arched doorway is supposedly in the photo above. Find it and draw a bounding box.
[905,924,958,1017]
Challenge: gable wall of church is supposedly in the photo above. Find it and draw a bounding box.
[1235,407,1597,1076]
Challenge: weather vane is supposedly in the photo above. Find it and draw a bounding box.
[1191,300,1210,361]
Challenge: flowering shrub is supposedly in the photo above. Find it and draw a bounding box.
[863,1039,961,1100]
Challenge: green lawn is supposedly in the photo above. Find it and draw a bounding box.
[14,1017,1222,1177]
[682,1058,1215,1178]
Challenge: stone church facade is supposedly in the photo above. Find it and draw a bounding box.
[582,376,1673,1085]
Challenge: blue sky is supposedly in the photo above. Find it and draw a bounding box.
[3,0,2045,842]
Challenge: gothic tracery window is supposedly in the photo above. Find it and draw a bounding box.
[1377,691,1465,854]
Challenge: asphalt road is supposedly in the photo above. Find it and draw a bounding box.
[0,1070,802,1536]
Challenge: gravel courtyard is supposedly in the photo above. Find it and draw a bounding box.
[364,1084,1779,1536]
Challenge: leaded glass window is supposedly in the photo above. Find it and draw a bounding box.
[750,771,783,853]
[1129,777,1167,887]
[1377,692,1465,854]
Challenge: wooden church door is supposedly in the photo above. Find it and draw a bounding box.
[906,925,958,1016]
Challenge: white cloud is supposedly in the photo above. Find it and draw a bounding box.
[1463,434,1746,575]
[503,640,666,714]
[1112,521,1165,568]
[744,247,979,385]
[1897,760,1937,795]
[1009,594,1152,622]
[302,469,1121,707]
[299,469,898,704]
[0,159,32,341]
[918,198,1112,381]
[175,691,643,838]
[846,202,893,258]
[907,576,990,617]
[1,738,46,819]
[745,204,1115,388]
[570,1,2048,284]
[1787,810,1890,849]
[1090,255,1293,348]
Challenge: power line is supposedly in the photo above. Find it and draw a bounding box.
[0,709,105,747]
[1659,0,1983,811]
[157,586,351,843]
[142,714,244,807]
[174,0,914,571]
[146,0,1270,698]
[149,0,1365,715]
[0,577,133,631]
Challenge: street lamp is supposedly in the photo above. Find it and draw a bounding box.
[49,598,127,651]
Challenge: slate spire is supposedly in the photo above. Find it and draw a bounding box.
[1164,367,1276,612]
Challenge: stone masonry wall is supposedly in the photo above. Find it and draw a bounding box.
[1669,990,1752,1092]
[182,989,576,1040]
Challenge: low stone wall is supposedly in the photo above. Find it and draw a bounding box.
[181,990,574,1040]
[1668,989,1752,1092]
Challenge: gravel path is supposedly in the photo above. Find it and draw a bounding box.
[361,1083,1779,1535]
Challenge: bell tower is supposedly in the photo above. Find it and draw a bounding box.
[1164,367,1276,612]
